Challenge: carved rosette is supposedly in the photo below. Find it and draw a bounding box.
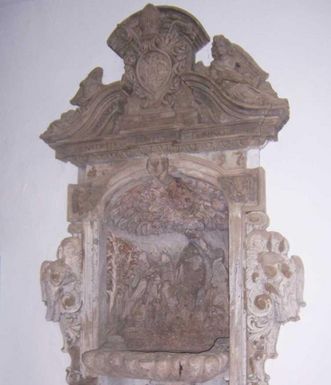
[245,212,305,385]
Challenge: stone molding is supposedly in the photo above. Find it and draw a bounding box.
[40,4,288,166]
[40,5,303,385]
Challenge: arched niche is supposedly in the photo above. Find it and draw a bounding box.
[40,4,304,385]
[80,155,231,383]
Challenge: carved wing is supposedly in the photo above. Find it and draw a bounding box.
[231,42,269,88]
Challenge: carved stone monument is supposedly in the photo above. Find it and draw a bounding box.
[40,5,304,385]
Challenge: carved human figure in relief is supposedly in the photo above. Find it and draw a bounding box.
[197,35,278,106]
[176,242,207,313]
[106,230,229,352]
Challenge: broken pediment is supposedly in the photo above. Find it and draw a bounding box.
[40,4,288,166]
[40,4,303,385]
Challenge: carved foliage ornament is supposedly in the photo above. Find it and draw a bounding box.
[40,4,304,385]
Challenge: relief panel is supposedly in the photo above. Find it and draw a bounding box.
[40,4,303,385]
[101,156,230,353]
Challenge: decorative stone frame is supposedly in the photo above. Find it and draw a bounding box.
[79,156,264,384]
[40,5,304,385]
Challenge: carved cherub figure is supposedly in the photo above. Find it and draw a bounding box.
[146,154,172,185]
[146,154,196,211]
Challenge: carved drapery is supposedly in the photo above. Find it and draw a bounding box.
[40,4,304,385]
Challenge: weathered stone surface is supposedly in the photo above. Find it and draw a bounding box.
[41,237,96,385]
[83,346,228,383]
[40,4,288,166]
[245,212,305,385]
[40,4,303,385]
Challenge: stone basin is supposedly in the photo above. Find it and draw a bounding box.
[83,348,229,383]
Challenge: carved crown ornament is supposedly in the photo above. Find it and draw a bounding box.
[40,4,304,385]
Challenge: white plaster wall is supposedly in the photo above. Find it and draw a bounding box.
[0,1,330,384]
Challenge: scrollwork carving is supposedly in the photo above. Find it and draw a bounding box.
[40,6,289,166]
[40,68,125,144]
[245,212,305,385]
[108,4,206,110]
[41,237,82,322]
[40,5,302,385]
[41,236,95,385]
